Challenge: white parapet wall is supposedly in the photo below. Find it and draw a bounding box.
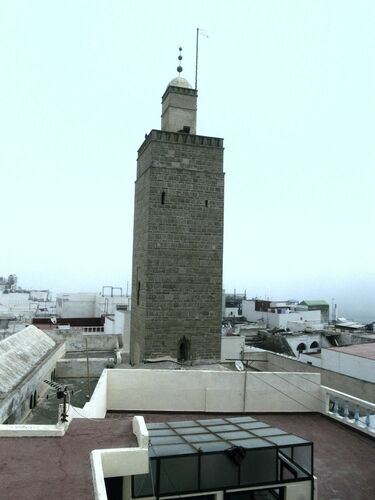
[221,335,245,361]
[91,415,149,500]
[69,369,108,419]
[106,369,322,413]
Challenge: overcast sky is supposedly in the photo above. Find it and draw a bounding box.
[1,1,374,321]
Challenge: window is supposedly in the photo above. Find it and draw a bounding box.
[137,281,141,306]
[161,191,166,205]
[178,337,191,362]
[296,343,306,353]
[205,200,209,207]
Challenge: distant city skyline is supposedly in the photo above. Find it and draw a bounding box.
[1,1,374,323]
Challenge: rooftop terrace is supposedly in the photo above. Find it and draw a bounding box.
[1,412,375,500]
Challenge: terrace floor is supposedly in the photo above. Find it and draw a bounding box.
[1,413,375,500]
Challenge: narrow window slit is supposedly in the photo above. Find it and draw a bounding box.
[137,281,141,306]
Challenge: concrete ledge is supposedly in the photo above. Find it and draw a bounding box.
[133,415,149,448]
[91,450,107,500]
[0,423,68,437]
[100,447,149,478]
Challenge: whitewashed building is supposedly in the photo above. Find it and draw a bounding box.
[242,299,323,330]
[56,291,130,318]
[300,342,375,383]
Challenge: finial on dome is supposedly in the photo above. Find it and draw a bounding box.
[177,46,183,74]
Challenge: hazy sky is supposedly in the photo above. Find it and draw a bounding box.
[1,1,374,321]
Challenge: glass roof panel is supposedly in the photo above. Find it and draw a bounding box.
[168,420,200,428]
[196,418,226,425]
[191,440,230,452]
[151,443,196,457]
[217,431,252,440]
[238,421,270,430]
[183,433,219,443]
[206,424,238,432]
[148,429,176,437]
[266,435,309,446]
[226,416,256,424]
[251,427,288,437]
[230,437,271,448]
[146,422,169,430]
[150,436,185,445]
[179,426,209,435]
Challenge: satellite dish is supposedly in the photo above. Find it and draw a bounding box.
[50,316,57,324]
[235,360,244,372]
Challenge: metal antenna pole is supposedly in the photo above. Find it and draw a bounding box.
[61,387,68,422]
[195,27,199,90]
[85,336,91,399]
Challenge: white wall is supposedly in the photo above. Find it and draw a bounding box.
[221,336,245,361]
[299,353,322,368]
[95,296,130,317]
[321,349,375,384]
[268,310,321,329]
[242,300,264,322]
[106,369,322,413]
[286,334,321,356]
[56,293,130,318]
[104,310,130,352]
[225,307,239,317]
[70,369,108,419]
[56,293,97,317]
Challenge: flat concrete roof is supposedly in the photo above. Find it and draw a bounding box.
[1,413,375,500]
[326,342,375,360]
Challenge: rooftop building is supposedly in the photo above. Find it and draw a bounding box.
[0,325,65,424]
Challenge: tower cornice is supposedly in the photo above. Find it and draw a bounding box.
[137,129,224,157]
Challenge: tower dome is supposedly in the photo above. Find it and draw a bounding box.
[167,76,192,89]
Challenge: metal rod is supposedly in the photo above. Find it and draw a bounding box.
[195,27,199,90]
[85,337,91,399]
[61,387,68,422]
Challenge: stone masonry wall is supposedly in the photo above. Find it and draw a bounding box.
[130,130,224,363]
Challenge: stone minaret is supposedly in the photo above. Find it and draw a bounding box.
[130,52,224,364]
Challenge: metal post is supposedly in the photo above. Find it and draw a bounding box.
[85,336,91,399]
[195,28,199,90]
[61,387,68,423]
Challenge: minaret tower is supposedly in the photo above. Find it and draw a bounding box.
[130,48,224,364]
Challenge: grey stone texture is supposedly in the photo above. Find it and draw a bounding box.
[161,86,197,134]
[130,130,224,363]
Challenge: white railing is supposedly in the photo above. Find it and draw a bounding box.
[322,385,375,437]
[82,326,104,333]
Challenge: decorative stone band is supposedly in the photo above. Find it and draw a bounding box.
[161,85,198,101]
[138,129,224,156]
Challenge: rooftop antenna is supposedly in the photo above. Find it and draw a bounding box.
[195,28,209,90]
[177,46,183,75]
[43,380,70,423]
